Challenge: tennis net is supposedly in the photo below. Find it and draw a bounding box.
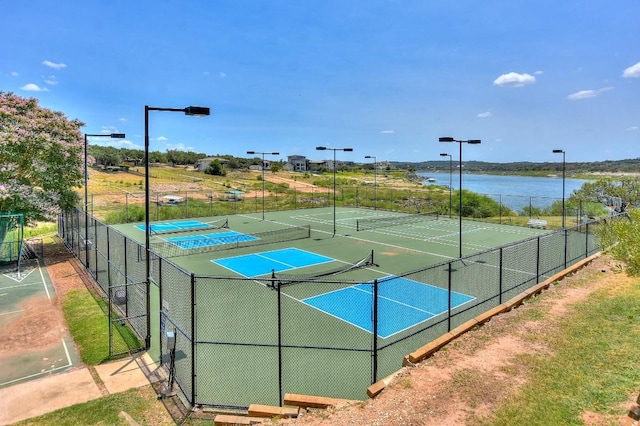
[356,211,439,231]
[270,249,377,288]
[150,224,311,258]
[149,218,229,235]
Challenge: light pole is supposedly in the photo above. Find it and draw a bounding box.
[364,155,377,210]
[144,105,209,349]
[84,132,125,268]
[316,146,353,235]
[439,137,481,258]
[247,151,279,220]
[439,153,452,218]
[553,149,566,228]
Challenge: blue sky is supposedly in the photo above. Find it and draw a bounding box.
[2,1,639,163]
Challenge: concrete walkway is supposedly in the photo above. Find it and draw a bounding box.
[0,352,163,425]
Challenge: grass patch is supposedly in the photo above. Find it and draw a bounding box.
[62,288,111,365]
[62,288,143,364]
[479,274,640,425]
[13,386,175,426]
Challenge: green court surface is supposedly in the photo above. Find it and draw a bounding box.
[0,259,81,388]
[105,207,553,404]
[112,206,549,279]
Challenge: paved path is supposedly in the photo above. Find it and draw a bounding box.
[0,352,163,425]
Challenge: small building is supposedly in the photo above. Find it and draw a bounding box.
[161,195,184,205]
[195,157,228,172]
[224,190,244,202]
[249,159,273,171]
[285,155,309,172]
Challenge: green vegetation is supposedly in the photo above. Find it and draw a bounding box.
[13,387,174,426]
[596,208,640,275]
[62,289,112,364]
[480,272,640,425]
[61,285,141,365]
[0,92,85,226]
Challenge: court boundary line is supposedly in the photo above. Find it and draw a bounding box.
[211,247,336,278]
[301,277,476,339]
[0,338,73,387]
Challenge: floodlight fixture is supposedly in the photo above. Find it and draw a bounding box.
[438,136,481,257]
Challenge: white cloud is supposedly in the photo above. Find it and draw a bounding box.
[477,111,492,118]
[100,126,122,134]
[566,86,613,100]
[622,62,640,78]
[21,83,48,92]
[534,70,544,75]
[155,136,168,141]
[627,126,639,131]
[93,138,140,149]
[380,130,395,134]
[42,60,67,69]
[43,75,58,85]
[219,72,227,78]
[11,71,19,76]
[166,142,195,151]
[493,72,536,87]
[119,117,128,122]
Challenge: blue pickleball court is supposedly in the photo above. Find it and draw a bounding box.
[166,231,257,249]
[302,277,475,339]
[136,220,213,233]
[213,247,334,277]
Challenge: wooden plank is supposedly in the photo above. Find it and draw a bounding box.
[449,319,479,339]
[475,304,509,325]
[213,414,266,425]
[283,393,359,409]
[408,332,455,363]
[248,404,299,418]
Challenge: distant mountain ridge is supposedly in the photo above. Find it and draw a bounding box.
[392,158,640,174]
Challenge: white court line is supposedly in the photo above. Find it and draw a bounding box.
[0,309,24,316]
[0,339,73,387]
[62,338,72,365]
[36,258,51,301]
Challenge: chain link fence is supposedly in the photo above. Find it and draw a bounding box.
[58,207,609,409]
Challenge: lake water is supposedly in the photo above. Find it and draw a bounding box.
[418,172,591,213]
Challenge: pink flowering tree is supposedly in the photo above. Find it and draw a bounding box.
[0,91,85,227]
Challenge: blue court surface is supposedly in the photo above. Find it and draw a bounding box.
[213,247,333,277]
[302,277,475,339]
[136,220,212,233]
[166,231,257,249]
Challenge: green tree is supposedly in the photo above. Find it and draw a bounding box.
[270,162,283,173]
[0,92,84,224]
[204,159,226,176]
[596,209,640,275]
[571,177,640,207]
[457,190,514,218]
[89,145,122,167]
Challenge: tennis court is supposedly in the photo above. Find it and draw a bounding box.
[103,205,560,405]
[213,247,334,277]
[0,259,79,388]
[303,277,475,339]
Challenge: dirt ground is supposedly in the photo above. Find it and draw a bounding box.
[275,255,638,426]
[0,238,84,362]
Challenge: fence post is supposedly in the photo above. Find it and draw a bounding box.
[447,262,452,331]
[499,247,504,304]
[191,273,197,406]
[564,229,568,269]
[372,278,378,384]
[107,226,113,356]
[277,280,283,406]
[536,236,541,284]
